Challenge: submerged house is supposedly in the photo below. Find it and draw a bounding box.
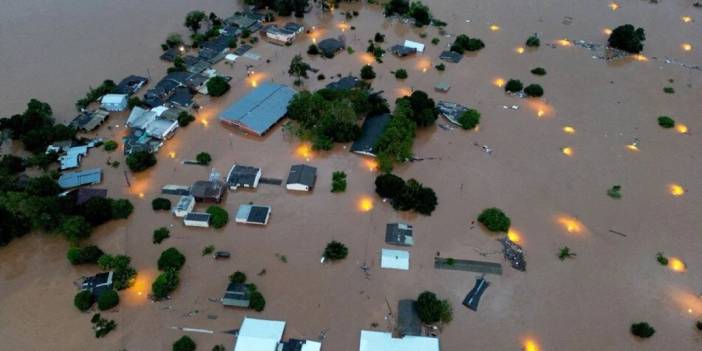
[325,75,360,91]
[70,109,110,132]
[221,282,252,307]
[286,164,317,192]
[437,101,469,126]
[199,34,235,64]
[385,223,414,246]
[225,13,263,33]
[403,40,425,53]
[380,249,410,271]
[75,188,108,205]
[219,82,296,136]
[173,195,196,217]
[226,164,262,190]
[390,44,417,57]
[100,94,128,112]
[190,180,226,203]
[184,212,211,227]
[123,128,163,155]
[233,317,321,351]
[81,272,114,297]
[359,330,439,351]
[235,204,271,225]
[397,300,422,337]
[113,75,148,95]
[318,38,345,57]
[350,113,391,157]
[439,50,462,63]
[58,168,102,189]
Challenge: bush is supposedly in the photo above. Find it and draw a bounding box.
[196,152,211,165]
[608,24,646,53]
[230,271,247,284]
[152,198,172,211]
[98,254,137,290]
[74,290,95,311]
[324,241,348,260]
[525,35,540,47]
[60,216,93,243]
[317,74,325,80]
[207,76,230,97]
[607,185,622,199]
[374,32,385,43]
[91,313,117,338]
[524,84,544,97]
[431,38,440,45]
[663,86,675,94]
[173,335,196,351]
[505,79,523,93]
[417,291,452,324]
[249,288,266,311]
[126,150,157,172]
[530,67,546,76]
[631,322,655,338]
[158,247,186,271]
[451,34,485,53]
[361,65,376,80]
[177,111,196,127]
[307,44,319,55]
[110,199,134,219]
[152,269,180,299]
[478,208,511,232]
[331,171,347,193]
[67,245,105,265]
[656,252,668,265]
[394,69,408,79]
[103,140,118,152]
[458,109,480,130]
[435,63,446,71]
[153,227,170,244]
[206,206,228,229]
[657,116,675,128]
[97,289,119,310]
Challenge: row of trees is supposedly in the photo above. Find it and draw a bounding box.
[243,0,309,17]
[384,0,433,27]
[0,99,76,154]
[286,86,389,150]
[375,173,438,215]
[450,34,485,54]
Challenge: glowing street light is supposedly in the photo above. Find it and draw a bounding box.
[515,47,525,54]
[557,216,583,234]
[609,2,619,11]
[138,192,144,198]
[557,39,572,47]
[493,78,506,88]
[563,126,575,134]
[169,152,176,159]
[682,43,693,52]
[668,257,686,272]
[626,144,639,152]
[507,228,522,243]
[603,28,613,35]
[633,54,648,62]
[537,109,545,117]
[358,196,374,212]
[490,24,500,32]
[676,123,689,134]
[682,16,693,23]
[561,147,573,156]
[523,338,540,351]
[364,159,378,171]
[669,184,685,197]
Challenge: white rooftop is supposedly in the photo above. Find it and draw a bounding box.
[300,340,322,351]
[403,40,425,53]
[101,94,127,104]
[380,249,410,270]
[127,106,157,129]
[233,317,286,351]
[359,330,439,351]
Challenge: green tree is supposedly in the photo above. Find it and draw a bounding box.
[608,24,645,53]
[361,65,376,80]
[417,291,452,324]
[185,11,206,33]
[458,109,480,130]
[504,79,523,93]
[451,34,485,53]
[249,289,266,311]
[657,116,675,128]
[74,290,95,311]
[525,35,540,47]
[524,84,544,97]
[153,227,171,244]
[103,140,118,152]
[384,0,410,16]
[375,173,406,198]
[477,208,511,232]
[324,240,348,260]
[229,271,247,284]
[631,322,655,338]
[288,54,311,85]
[207,77,230,97]
[558,246,576,261]
[206,206,229,229]
[331,171,347,193]
[152,269,180,299]
[60,216,92,243]
[173,335,197,351]
[178,111,196,127]
[307,44,319,55]
[394,69,408,79]
[67,245,104,265]
[196,152,212,165]
[97,290,120,310]
[409,1,431,26]
[374,32,385,43]
[530,67,546,76]
[398,90,437,127]
[152,198,172,211]
[158,248,186,271]
[126,150,157,172]
[110,199,134,219]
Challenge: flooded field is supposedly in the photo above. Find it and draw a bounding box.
[1,0,702,350]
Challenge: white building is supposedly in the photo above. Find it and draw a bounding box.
[266,27,297,43]
[173,195,195,217]
[380,249,410,270]
[286,164,317,192]
[184,212,211,227]
[359,330,439,351]
[226,164,262,190]
[235,204,271,225]
[403,40,425,53]
[100,94,129,112]
[233,317,321,351]
[145,119,179,140]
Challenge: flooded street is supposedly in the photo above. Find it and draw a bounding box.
[1,0,702,350]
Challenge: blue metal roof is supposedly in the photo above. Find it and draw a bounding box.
[219,82,296,135]
[58,168,102,189]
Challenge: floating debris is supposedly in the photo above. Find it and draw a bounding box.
[498,237,526,271]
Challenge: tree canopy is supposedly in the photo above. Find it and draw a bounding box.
[126,150,157,172]
[207,76,230,97]
[324,241,348,260]
[396,90,437,127]
[458,109,480,130]
[206,206,229,229]
[158,248,186,271]
[416,291,452,324]
[608,24,645,53]
[375,174,437,215]
[477,208,511,232]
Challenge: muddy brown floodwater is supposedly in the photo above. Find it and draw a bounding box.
[1,0,702,350]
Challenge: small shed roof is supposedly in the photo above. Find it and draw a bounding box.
[359,331,439,351]
[70,109,110,131]
[318,38,345,55]
[439,50,462,63]
[190,180,225,202]
[380,249,410,270]
[351,114,391,157]
[463,277,489,311]
[385,223,414,246]
[222,282,251,307]
[325,75,360,91]
[236,204,271,225]
[233,317,286,351]
[185,212,211,222]
[219,82,296,136]
[101,94,128,104]
[58,168,102,189]
[286,164,317,187]
[114,75,148,95]
[390,45,417,57]
[403,40,425,53]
